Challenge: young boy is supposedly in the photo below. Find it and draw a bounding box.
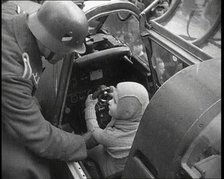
[84,81,149,177]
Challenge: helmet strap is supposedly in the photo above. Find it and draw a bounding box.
[46,51,55,61]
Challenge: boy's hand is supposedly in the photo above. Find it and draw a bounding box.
[85,94,98,108]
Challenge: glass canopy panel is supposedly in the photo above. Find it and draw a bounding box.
[199,26,221,60]
[83,1,148,65]
[151,41,187,85]
[160,0,221,42]
[101,13,149,65]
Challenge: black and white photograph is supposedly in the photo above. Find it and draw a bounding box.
[2,0,221,178]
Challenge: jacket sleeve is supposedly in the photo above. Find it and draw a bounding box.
[84,95,122,148]
[84,104,118,147]
[84,106,100,131]
[2,75,87,162]
[92,127,121,148]
[84,94,99,131]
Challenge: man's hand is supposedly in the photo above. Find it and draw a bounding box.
[83,131,98,149]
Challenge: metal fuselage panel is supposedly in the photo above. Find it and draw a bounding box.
[123,59,221,178]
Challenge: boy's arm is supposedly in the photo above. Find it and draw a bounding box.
[84,94,101,149]
[84,94,118,148]
[84,94,99,131]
